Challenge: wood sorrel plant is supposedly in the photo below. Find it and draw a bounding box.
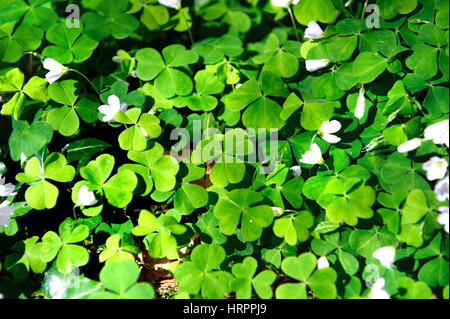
[0,0,448,300]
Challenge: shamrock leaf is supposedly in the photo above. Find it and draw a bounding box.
[293,0,338,25]
[192,34,244,64]
[275,252,337,299]
[42,22,98,64]
[127,142,179,192]
[38,218,90,274]
[174,244,233,298]
[252,33,299,78]
[99,233,139,263]
[214,189,274,242]
[0,22,43,63]
[8,119,53,161]
[0,68,49,118]
[0,0,58,30]
[46,81,98,137]
[16,152,75,210]
[81,0,140,41]
[231,256,276,299]
[174,165,208,215]
[223,78,285,130]
[114,108,162,151]
[76,154,137,208]
[172,70,225,111]
[132,209,186,259]
[135,44,198,98]
[89,260,155,299]
[273,211,314,246]
[4,236,47,277]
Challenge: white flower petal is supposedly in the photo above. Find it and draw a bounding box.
[305,59,329,72]
[322,134,341,144]
[424,120,449,147]
[43,58,64,72]
[437,207,449,233]
[369,278,390,299]
[158,0,181,9]
[355,90,366,119]
[317,256,329,269]
[320,120,341,134]
[271,0,291,7]
[434,178,449,202]
[373,246,396,269]
[107,95,121,111]
[290,165,302,177]
[422,157,448,181]
[76,185,98,207]
[0,201,14,227]
[397,138,422,153]
[304,21,324,39]
[300,143,323,165]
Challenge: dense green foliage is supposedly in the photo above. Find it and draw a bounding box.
[0,0,449,299]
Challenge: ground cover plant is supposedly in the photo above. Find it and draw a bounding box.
[0,0,449,300]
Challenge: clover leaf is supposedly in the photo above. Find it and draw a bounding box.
[214,189,274,242]
[275,252,337,299]
[42,22,98,64]
[127,142,179,192]
[0,67,49,118]
[89,259,155,299]
[174,244,233,298]
[231,256,276,299]
[46,80,99,137]
[114,108,162,151]
[223,78,285,130]
[4,236,47,277]
[16,152,75,210]
[132,209,186,259]
[0,22,43,63]
[38,218,90,274]
[135,44,198,98]
[81,0,140,41]
[273,211,314,246]
[99,233,139,263]
[76,154,137,208]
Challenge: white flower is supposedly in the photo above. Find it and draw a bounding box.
[397,138,423,153]
[354,88,366,120]
[272,207,283,217]
[300,143,324,165]
[76,185,98,207]
[437,206,449,233]
[369,278,390,299]
[304,21,324,39]
[372,246,396,269]
[43,58,68,84]
[318,120,341,144]
[0,200,14,227]
[305,59,329,72]
[290,165,302,177]
[271,0,299,7]
[0,175,17,197]
[317,256,329,269]
[158,0,181,10]
[422,157,448,181]
[434,177,449,202]
[424,120,449,148]
[98,95,128,122]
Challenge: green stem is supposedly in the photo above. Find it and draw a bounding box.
[69,68,100,97]
[287,6,300,42]
[180,8,194,46]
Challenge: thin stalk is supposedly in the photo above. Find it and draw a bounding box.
[69,68,100,97]
[180,9,194,46]
[287,6,300,42]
